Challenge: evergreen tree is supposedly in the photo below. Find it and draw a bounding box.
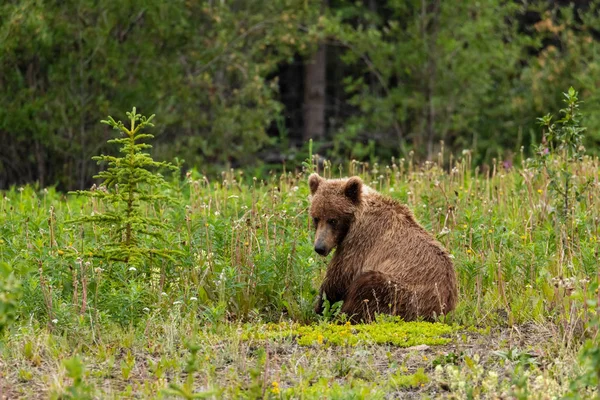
[71,108,179,273]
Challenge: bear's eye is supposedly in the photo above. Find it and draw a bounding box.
[327,218,337,226]
[313,217,319,227]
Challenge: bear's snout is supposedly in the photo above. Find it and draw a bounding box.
[313,222,335,256]
[314,242,329,256]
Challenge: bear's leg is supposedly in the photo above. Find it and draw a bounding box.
[341,271,398,323]
[341,271,428,323]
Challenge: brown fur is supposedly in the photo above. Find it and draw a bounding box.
[308,173,458,322]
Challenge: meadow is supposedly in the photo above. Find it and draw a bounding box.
[0,107,599,399]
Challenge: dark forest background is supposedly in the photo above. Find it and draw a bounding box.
[2,0,600,190]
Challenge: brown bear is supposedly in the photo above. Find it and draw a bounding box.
[308,173,457,322]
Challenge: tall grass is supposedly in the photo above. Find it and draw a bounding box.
[1,148,598,333]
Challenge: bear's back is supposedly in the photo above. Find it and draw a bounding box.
[347,191,455,285]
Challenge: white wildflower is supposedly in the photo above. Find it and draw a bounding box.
[439,227,451,235]
[128,267,137,271]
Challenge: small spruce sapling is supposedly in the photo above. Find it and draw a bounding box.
[70,107,180,275]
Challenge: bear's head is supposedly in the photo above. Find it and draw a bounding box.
[308,173,363,256]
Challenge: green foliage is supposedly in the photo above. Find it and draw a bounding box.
[0,261,21,333]
[71,108,179,269]
[535,87,592,219]
[317,293,343,322]
[322,0,535,161]
[525,3,600,150]
[2,110,598,329]
[493,348,539,369]
[162,341,219,399]
[66,108,181,326]
[389,368,429,389]
[0,0,322,189]
[432,351,464,367]
[244,318,456,347]
[59,356,94,400]
[565,313,600,399]
[527,88,597,340]
[4,1,600,187]
[281,377,387,399]
[1,105,599,397]
[538,87,587,161]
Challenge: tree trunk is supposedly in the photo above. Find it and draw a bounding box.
[303,44,327,141]
[34,140,45,188]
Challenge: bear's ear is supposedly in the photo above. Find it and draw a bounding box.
[344,176,362,204]
[308,173,323,195]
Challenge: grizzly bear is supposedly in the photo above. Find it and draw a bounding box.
[308,173,457,322]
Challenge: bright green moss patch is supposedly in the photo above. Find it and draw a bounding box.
[282,377,387,399]
[243,317,457,347]
[389,368,429,389]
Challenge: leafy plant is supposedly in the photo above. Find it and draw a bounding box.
[0,261,21,333]
[60,356,94,399]
[317,293,343,322]
[536,87,592,220]
[432,351,464,367]
[493,348,539,369]
[162,341,218,399]
[566,301,600,398]
[119,351,135,381]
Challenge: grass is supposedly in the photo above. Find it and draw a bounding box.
[0,147,599,398]
[0,313,592,399]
